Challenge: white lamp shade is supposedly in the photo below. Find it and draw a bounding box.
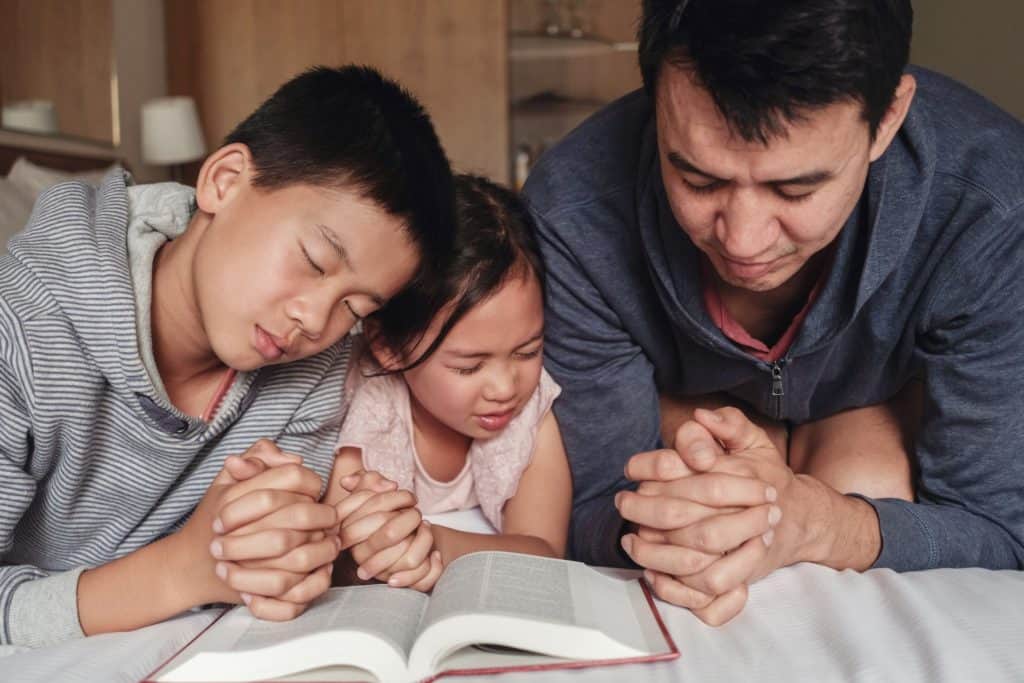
[141,96,206,165]
[2,100,59,135]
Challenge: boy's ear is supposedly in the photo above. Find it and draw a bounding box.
[364,320,405,371]
[194,143,253,214]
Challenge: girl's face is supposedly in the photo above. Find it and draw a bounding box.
[385,272,545,441]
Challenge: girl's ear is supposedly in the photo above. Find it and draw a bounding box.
[193,143,252,215]
[364,319,405,371]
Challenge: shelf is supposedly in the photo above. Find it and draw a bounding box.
[511,93,605,119]
[509,33,638,60]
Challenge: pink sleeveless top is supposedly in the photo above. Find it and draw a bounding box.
[337,358,561,531]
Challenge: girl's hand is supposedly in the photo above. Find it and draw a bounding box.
[358,521,443,591]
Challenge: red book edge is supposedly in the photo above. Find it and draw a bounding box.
[142,578,679,683]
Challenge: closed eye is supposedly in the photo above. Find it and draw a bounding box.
[301,245,324,276]
[343,300,364,321]
[450,363,483,376]
[683,177,725,195]
[514,347,542,360]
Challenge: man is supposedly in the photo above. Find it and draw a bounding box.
[523,0,1024,625]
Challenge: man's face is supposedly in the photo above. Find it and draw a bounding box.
[193,182,419,371]
[655,66,875,292]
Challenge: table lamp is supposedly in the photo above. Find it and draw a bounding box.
[141,96,206,183]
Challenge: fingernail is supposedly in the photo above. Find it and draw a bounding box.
[210,540,223,559]
[762,530,775,547]
[356,567,368,581]
[215,562,227,580]
[614,491,624,508]
[621,534,634,554]
[333,535,342,551]
[698,408,723,422]
[766,486,778,502]
[240,592,252,605]
[212,518,224,534]
[643,569,655,584]
[768,505,782,526]
[388,577,399,586]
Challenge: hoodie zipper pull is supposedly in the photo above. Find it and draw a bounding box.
[770,362,785,397]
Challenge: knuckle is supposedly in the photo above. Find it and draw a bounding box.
[662,501,684,527]
[720,406,744,423]
[290,547,313,569]
[656,453,677,479]
[706,478,725,504]
[271,531,293,555]
[694,526,717,552]
[704,570,729,596]
[268,574,290,596]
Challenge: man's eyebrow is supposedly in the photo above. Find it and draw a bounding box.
[667,151,833,186]
[771,170,833,186]
[316,224,353,271]
[667,151,721,179]
[316,223,385,307]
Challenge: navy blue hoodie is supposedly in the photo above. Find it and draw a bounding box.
[524,67,1024,571]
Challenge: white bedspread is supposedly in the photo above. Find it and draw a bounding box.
[2,508,1022,682]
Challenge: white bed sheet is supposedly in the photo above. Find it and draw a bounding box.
[2,508,1021,682]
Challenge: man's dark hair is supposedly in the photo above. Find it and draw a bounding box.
[369,173,545,371]
[224,64,455,286]
[639,0,914,142]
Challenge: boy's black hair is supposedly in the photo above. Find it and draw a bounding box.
[639,0,914,143]
[224,64,455,285]
[369,173,545,371]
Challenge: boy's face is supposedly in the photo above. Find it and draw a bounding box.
[194,180,419,371]
[380,273,545,442]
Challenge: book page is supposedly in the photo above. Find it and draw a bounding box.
[421,552,575,632]
[233,585,428,661]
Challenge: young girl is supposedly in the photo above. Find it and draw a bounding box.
[326,174,571,591]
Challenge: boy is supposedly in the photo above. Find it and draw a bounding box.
[0,65,455,646]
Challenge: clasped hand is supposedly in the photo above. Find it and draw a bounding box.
[334,470,443,592]
[615,407,809,625]
[184,439,342,620]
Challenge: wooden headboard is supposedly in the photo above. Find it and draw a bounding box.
[0,140,120,176]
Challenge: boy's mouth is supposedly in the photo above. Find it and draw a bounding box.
[253,325,286,361]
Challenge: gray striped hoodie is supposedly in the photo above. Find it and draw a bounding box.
[0,172,348,647]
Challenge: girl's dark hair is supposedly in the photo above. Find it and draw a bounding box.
[369,174,545,370]
[224,64,455,292]
[639,0,914,143]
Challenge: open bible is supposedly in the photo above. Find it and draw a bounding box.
[146,550,678,683]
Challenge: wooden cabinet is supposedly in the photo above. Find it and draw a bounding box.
[164,0,641,186]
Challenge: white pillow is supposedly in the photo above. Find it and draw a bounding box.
[7,156,116,201]
[0,177,35,250]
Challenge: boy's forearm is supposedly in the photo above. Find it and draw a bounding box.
[431,525,561,566]
[77,531,215,636]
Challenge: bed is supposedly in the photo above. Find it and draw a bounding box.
[0,136,120,248]
[1,508,1020,682]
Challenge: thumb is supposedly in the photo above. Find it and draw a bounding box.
[213,455,266,485]
[693,407,771,452]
